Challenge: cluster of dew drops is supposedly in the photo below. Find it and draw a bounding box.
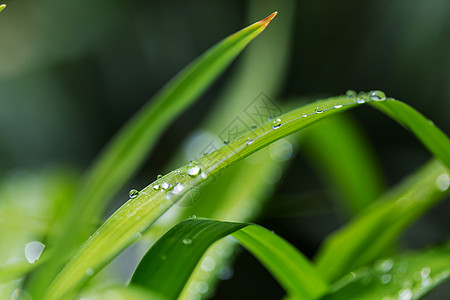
[246,90,386,148]
[126,90,388,202]
[128,162,207,202]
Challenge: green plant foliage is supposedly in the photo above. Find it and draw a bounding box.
[44,92,450,299]
[315,159,449,283]
[0,4,5,13]
[131,219,328,300]
[322,241,450,300]
[27,11,278,298]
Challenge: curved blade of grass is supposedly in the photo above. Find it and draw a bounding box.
[315,159,450,283]
[302,114,385,215]
[0,4,5,13]
[369,100,450,169]
[131,219,328,300]
[45,93,450,299]
[322,241,450,300]
[80,285,169,300]
[27,11,278,297]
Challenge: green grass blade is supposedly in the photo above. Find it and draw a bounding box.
[322,241,450,300]
[44,92,450,299]
[302,114,385,215]
[315,159,449,283]
[370,100,450,169]
[27,12,278,297]
[131,219,328,300]
[0,4,5,13]
[233,224,329,299]
[80,285,169,300]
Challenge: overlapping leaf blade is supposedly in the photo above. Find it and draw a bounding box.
[131,219,328,300]
[322,241,450,299]
[44,94,450,299]
[315,159,449,282]
[28,12,278,297]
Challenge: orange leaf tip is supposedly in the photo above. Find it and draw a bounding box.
[258,11,278,29]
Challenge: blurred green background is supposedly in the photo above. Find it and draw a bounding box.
[1,0,449,299]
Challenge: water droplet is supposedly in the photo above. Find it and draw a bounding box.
[346,90,357,98]
[272,119,281,129]
[246,137,254,145]
[129,189,139,199]
[190,215,197,219]
[436,174,449,191]
[334,103,343,109]
[182,238,192,245]
[10,288,31,300]
[161,182,170,190]
[369,90,386,101]
[301,113,308,118]
[153,184,160,190]
[315,107,324,114]
[218,266,234,280]
[398,289,412,300]
[356,98,365,104]
[187,163,201,176]
[381,274,392,284]
[223,139,229,144]
[85,268,94,276]
[172,183,184,194]
[25,241,45,263]
[375,259,394,273]
[157,175,163,179]
[421,267,431,278]
[195,281,209,294]
[201,256,216,272]
[200,172,208,180]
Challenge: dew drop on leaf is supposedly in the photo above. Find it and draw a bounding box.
[436,173,449,191]
[369,90,386,101]
[272,119,282,129]
[187,163,201,176]
[153,184,160,190]
[356,98,365,104]
[182,238,192,245]
[129,189,139,198]
[315,107,324,114]
[161,182,170,190]
[25,241,45,264]
[157,174,163,179]
[246,137,254,145]
[334,103,343,109]
[346,90,357,99]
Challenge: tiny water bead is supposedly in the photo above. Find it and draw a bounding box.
[346,90,357,98]
[246,137,254,145]
[85,268,94,277]
[25,241,45,264]
[369,90,386,101]
[182,238,193,245]
[356,98,365,104]
[187,163,201,176]
[272,119,282,129]
[398,289,413,300]
[315,107,324,114]
[334,103,343,109]
[436,173,449,191]
[161,182,170,190]
[128,189,139,199]
[381,274,392,284]
[223,139,230,145]
[157,174,163,179]
[153,184,160,190]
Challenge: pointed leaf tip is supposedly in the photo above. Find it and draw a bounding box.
[259,11,278,28]
[0,4,6,12]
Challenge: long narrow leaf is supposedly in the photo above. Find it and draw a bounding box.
[131,219,328,300]
[315,159,449,282]
[322,241,450,300]
[28,11,278,297]
[45,93,450,299]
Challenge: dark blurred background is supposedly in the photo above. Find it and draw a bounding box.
[1,0,449,299]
